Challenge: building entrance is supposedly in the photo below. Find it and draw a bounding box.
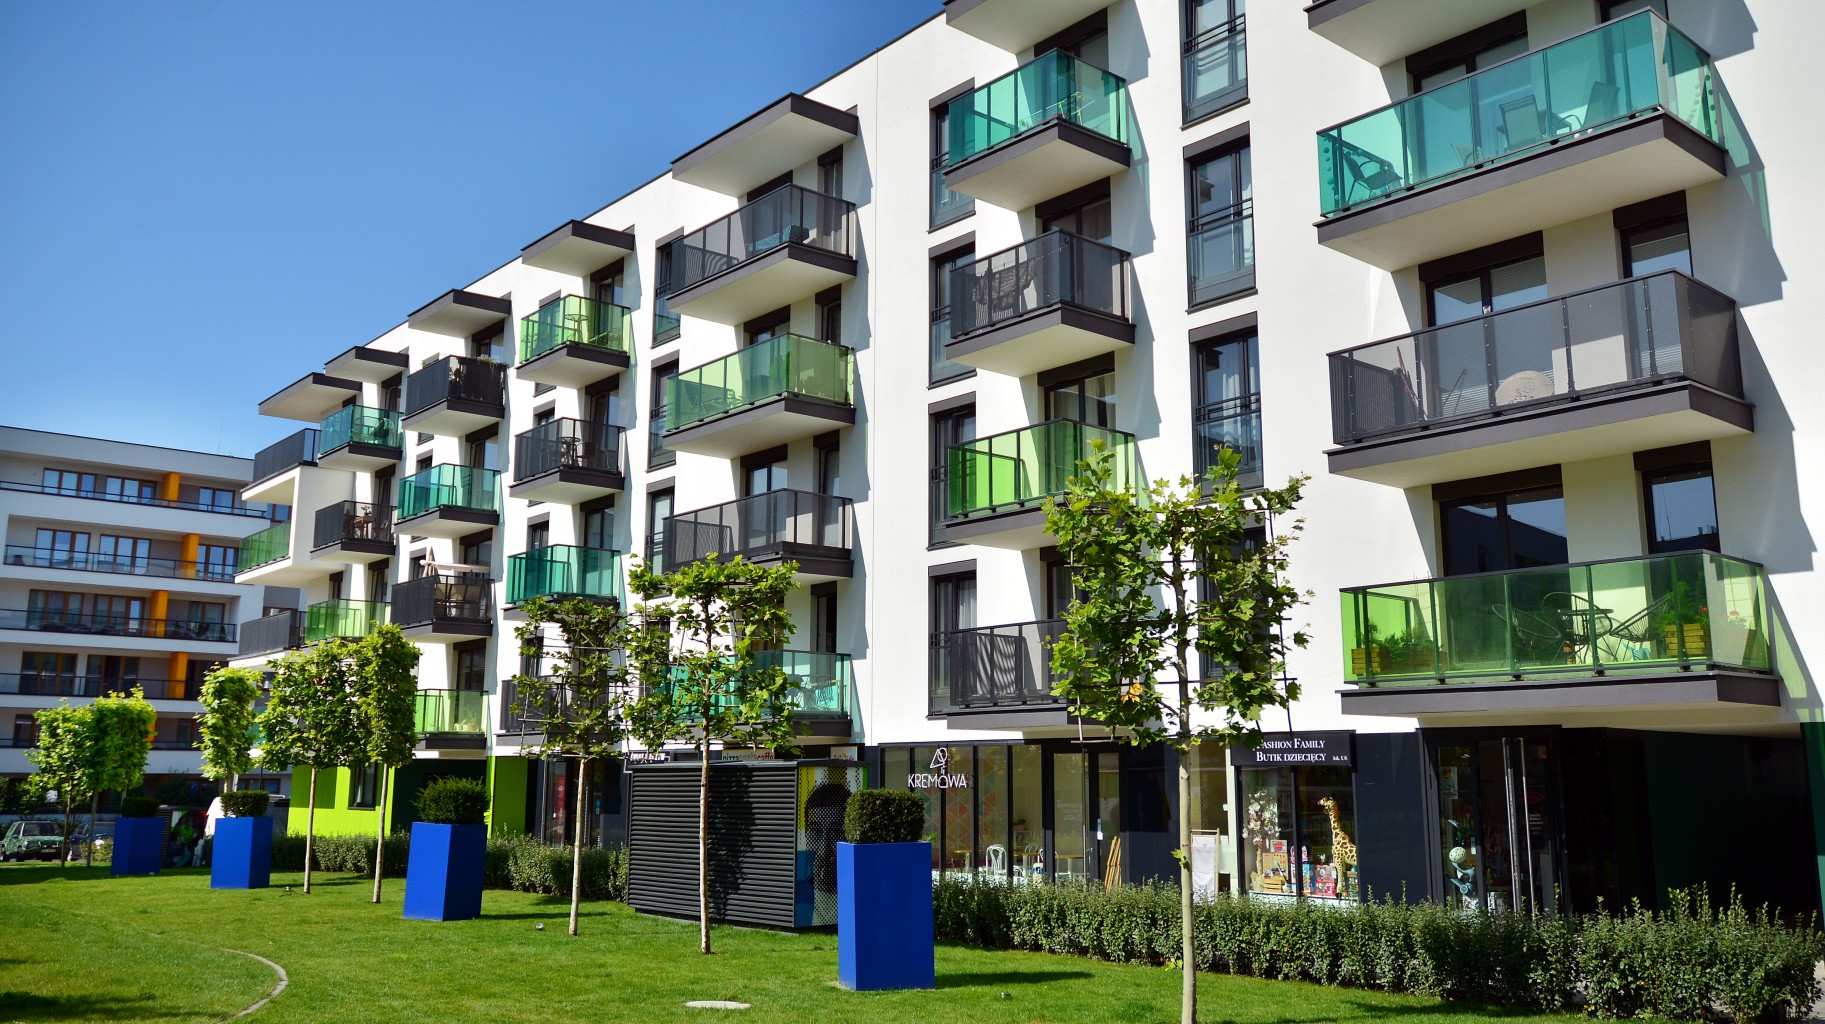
[1433,732,1565,914]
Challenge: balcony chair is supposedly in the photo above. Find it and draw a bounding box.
[1340,145,1401,205]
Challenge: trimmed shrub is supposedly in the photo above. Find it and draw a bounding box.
[264,831,627,901]
[218,790,270,818]
[843,789,925,844]
[118,795,159,818]
[416,778,488,825]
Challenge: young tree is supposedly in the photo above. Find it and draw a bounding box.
[626,554,800,955]
[197,666,263,788]
[1046,444,1309,1024]
[355,624,422,905]
[508,596,635,936]
[27,703,93,864]
[84,690,157,867]
[257,641,365,893]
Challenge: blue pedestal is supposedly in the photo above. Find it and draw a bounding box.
[111,817,163,876]
[837,841,935,991]
[402,822,485,921]
[211,816,272,889]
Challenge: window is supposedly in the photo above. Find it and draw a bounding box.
[653,246,681,345]
[591,262,626,308]
[930,102,973,228]
[1407,18,1529,92]
[1183,0,1247,122]
[1040,195,1112,244]
[1241,765,1356,901]
[12,717,40,746]
[102,476,156,504]
[1188,143,1254,307]
[1601,0,1665,20]
[196,487,235,510]
[454,639,488,691]
[815,437,840,497]
[197,544,237,581]
[327,571,344,601]
[646,489,674,568]
[929,404,976,542]
[410,552,427,580]
[465,431,500,472]
[930,572,977,639]
[1427,253,1548,326]
[31,528,88,568]
[930,246,974,384]
[96,535,149,575]
[650,365,677,470]
[1045,368,1116,428]
[810,584,837,653]
[459,530,493,573]
[41,468,95,496]
[818,146,843,200]
[743,454,788,496]
[375,467,395,516]
[20,652,78,694]
[817,291,842,345]
[367,560,391,604]
[469,325,505,363]
[28,590,84,627]
[1622,214,1692,278]
[382,374,402,413]
[525,522,549,553]
[1440,484,1568,575]
[349,765,380,809]
[582,498,615,551]
[744,307,790,348]
[1644,461,1719,554]
[1194,332,1262,486]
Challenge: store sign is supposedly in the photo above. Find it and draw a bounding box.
[907,747,970,789]
[1232,731,1354,768]
[627,751,671,765]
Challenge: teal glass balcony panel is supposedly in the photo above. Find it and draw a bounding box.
[239,523,290,570]
[415,689,485,734]
[518,294,633,364]
[318,405,403,453]
[1316,12,1721,217]
[303,599,388,644]
[947,49,1130,166]
[945,419,1137,521]
[507,544,623,606]
[653,311,682,345]
[657,650,851,720]
[1340,552,1772,686]
[664,334,853,432]
[396,465,500,520]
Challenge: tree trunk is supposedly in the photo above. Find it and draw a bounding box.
[1177,704,1197,1024]
[85,790,97,868]
[569,759,587,937]
[369,768,388,904]
[60,794,71,865]
[699,733,712,955]
[303,767,318,894]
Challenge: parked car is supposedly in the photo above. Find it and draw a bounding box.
[1,819,65,861]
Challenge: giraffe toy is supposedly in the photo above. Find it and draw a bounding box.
[1318,796,1356,896]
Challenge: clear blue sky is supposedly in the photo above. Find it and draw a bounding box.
[0,1,934,460]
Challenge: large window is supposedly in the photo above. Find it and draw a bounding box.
[646,489,673,568]
[930,104,974,228]
[454,640,487,692]
[1045,368,1116,428]
[1187,143,1254,307]
[649,364,677,470]
[930,246,974,384]
[1193,332,1262,487]
[1183,0,1247,122]
[929,405,975,542]
[1241,765,1356,901]
[1643,457,1719,554]
[1623,212,1693,277]
[1440,483,1567,575]
[349,765,379,809]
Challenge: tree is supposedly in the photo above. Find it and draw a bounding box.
[28,692,155,867]
[197,666,263,788]
[626,553,800,955]
[1045,444,1309,1024]
[27,704,92,864]
[355,624,422,905]
[508,596,635,936]
[257,641,365,893]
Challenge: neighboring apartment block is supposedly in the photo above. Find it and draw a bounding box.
[0,426,288,799]
[229,0,1825,916]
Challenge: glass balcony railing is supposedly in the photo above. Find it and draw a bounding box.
[396,465,500,521]
[0,609,235,643]
[507,545,623,606]
[513,418,623,482]
[656,650,852,721]
[943,419,1137,522]
[1188,200,1255,307]
[239,523,290,570]
[250,428,318,485]
[1183,15,1247,123]
[947,49,1130,166]
[4,544,238,582]
[303,599,388,644]
[930,619,1067,715]
[415,689,486,734]
[1317,11,1722,216]
[950,231,1131,340]
[1328,271,1740,445]
[665,184,855,294]
[1341,552,1772,686]
[663,490,853,568]
[318,405,402,455]
[665,334,854,432]
[518,294,633,364]
[404,355,506,416]
[654,310,682,346]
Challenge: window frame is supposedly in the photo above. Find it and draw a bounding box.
[1192,330,1263,489]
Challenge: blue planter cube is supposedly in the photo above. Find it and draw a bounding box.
[402,822,485,922]
[837,841,935,991]
[111,817,164,876]
[211,816,272,889]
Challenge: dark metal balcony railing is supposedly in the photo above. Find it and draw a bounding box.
[949,231,1131,341]
[313,501,393,550]
[663,491,853,567]
[0,480,277,519]
[0,609,235,643]
[665,184,855,294]
[513,418,624,482]
[238,609,304,657]
[1183,14,1246,122]
[929,619,1067,715]
[0,674,199,700]
[391,573,491,628]
[4,545,237,582]
[1188,200,1254,308]
[250,428,319,485]
[1328,272,1740,446]
[404,355,506,417]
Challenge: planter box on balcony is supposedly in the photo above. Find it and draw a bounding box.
[111,817,163,876]
[836,841,934,991]
[210,816,272,889]
[403,821,485,921]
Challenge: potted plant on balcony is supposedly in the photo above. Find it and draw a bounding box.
[210,790,272,889]
[835,789,933,991]
[112,795,164,876]
[1652,581,1710,660]
[1379,625,1436,675]
[402,777,488,922]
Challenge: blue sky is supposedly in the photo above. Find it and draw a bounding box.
[0,1,934,458]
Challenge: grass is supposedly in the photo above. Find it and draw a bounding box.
[0,862,1599,1024]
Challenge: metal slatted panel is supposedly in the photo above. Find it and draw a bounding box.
[627,761,800,929]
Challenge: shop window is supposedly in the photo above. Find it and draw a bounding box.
[1242,766,1356,901]
[942,746,975,874]
[1187,741,1232,895]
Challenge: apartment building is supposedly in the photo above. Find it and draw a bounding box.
[229,0,1825,916]
[0,426,288,801]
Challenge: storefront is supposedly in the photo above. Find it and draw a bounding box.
[1234,731,1359,902]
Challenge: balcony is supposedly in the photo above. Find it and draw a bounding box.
[242,428,318,505]
[663,491,854,582]
[663,185,856,326]
[652,651,853,737]
[238,523,290,573]
[325,343,408,383]
[3,544,238,584]
[663,335,854,457]
[0,479,275,521]
[944,0,1114,57]
[406,289,511,337]
[506,545,623,607]
[929,619,1071,722]
[415,689,487,752]
[520,219,635,276]
[509,418,625,503]
[944,50,1131,211]
[394,465,500,538]
[310,501,394,564]
[1338,552,1779,719]
[1326,272,1750,487]
[391,574,491,643]
[515,295,632,387]
[0,674,198,701]
[670,93,859,198]
[0,609,235,646]
[236,609,304,659]
[401,356,506,436]
[947,232,1133,377]
[1315,12,1725,268]
[316,405,403,471]
[304,599,387,644]
[1305,0,1546,65]
[937,420,1137,548]
[257,371,361,422]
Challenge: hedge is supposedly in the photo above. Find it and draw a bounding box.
[933,878,1824,1023]
[265,832,626,901]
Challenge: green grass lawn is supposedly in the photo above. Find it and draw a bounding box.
[0,862,1597,1024]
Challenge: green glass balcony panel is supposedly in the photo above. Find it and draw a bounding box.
[653,311,681,345]
[1316,11,1722,217]
[518,294,633,364]
[947,48,1130,166]
[396,465,500,520]
[303,599,388,644]
[239,523,290,570]
[318,405,403,453]
[664,334,853,432]
[507,544,623,606]
[657,650,851,720]
[414,689,485,734]
[1340,551,1772,686]
[945,419,1138,521]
